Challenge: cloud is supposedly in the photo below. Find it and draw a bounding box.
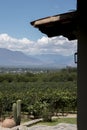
[0,33,77,56]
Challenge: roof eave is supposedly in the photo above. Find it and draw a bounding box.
[30,11,77,40]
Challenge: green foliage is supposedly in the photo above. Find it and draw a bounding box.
[0,67,77,120]
[42,102,53,122]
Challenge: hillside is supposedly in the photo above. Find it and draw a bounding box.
[0,48,76,68]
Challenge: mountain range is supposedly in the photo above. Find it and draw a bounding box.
[0,48,76,68]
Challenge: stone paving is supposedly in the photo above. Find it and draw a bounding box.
[27,123,77,130]
[0,123,77,130]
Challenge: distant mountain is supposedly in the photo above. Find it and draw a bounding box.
[0,48,41,67]
[34,54,76,68]
[0,48,76,68]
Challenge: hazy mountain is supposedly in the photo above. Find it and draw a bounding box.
[0,48,76,68]
[34,54,76,68]
[0,48,41,67]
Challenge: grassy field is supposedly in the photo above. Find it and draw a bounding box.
[37,117,77,126]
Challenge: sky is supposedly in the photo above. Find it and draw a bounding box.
[0,0,77,56]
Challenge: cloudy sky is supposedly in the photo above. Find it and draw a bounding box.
[0,0,77,56]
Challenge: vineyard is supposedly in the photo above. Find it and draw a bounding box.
[0,67,77,121]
